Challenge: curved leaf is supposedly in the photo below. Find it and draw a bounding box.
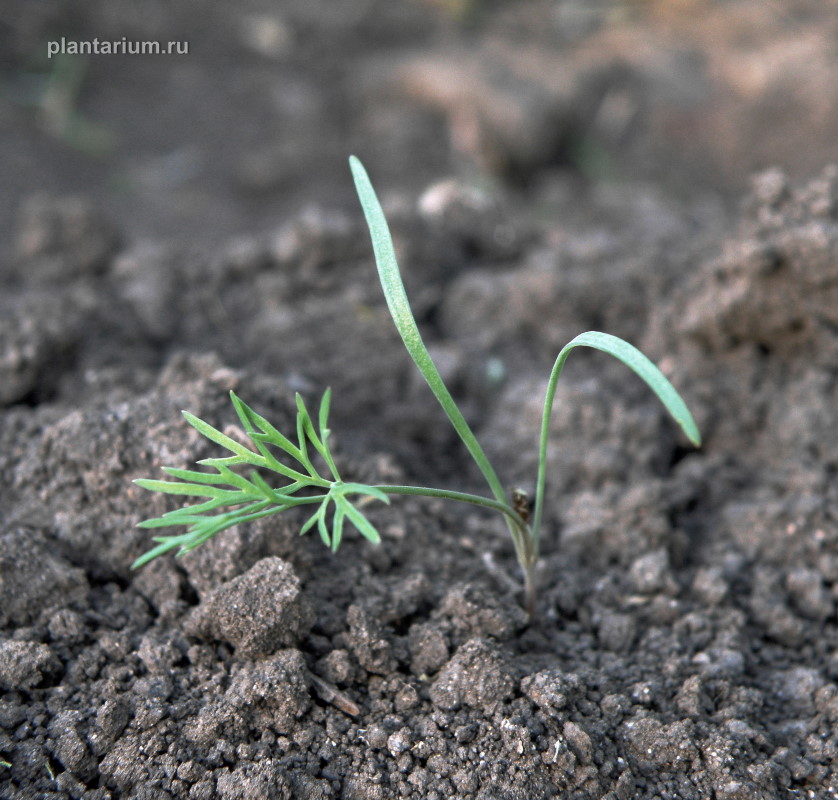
[532,331,701,540]
[556,332,700,446]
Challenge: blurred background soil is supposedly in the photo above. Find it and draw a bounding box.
[3,0,838,247]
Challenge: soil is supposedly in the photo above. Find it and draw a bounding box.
[2,2,838,798]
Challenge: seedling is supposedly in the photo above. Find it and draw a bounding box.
[134,156,701,617]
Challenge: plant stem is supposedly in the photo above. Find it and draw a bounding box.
[374,484,523,527]
[375,483,537,618]
[523,562,537,621]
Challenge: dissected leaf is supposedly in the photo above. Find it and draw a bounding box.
[230,391,303,461]
[133,479,245,500]
[299,507,321,537]
[316,501,331,548]
[161,467,231,484]
[131,536,191,568]
[319,387,332,439]
[249,470,289,503]
[340,499,382,545]
[331,501,346,552]
[182,411,266,465]
[338,483,390,505]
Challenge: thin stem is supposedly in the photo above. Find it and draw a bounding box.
[532,344,575,552]
[523,562,537,621]
[373,484,524,527]
[375,483,535,611]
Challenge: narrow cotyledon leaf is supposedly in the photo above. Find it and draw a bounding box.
[349,155,507,506]
[531,330,701,542]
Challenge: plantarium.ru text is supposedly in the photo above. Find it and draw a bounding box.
[134,156,701,618]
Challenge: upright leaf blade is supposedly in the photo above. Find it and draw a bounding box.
[350,155,507,505]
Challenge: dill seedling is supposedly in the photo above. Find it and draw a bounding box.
[134,157,701,617]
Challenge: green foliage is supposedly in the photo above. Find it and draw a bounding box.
[134,156,701,616]
[132,389,387,568]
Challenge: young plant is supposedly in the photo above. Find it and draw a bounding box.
[133,156,701,617]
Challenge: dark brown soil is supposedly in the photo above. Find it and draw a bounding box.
[2,2,837,798]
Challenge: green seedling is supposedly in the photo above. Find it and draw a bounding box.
[134,156,700,617]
